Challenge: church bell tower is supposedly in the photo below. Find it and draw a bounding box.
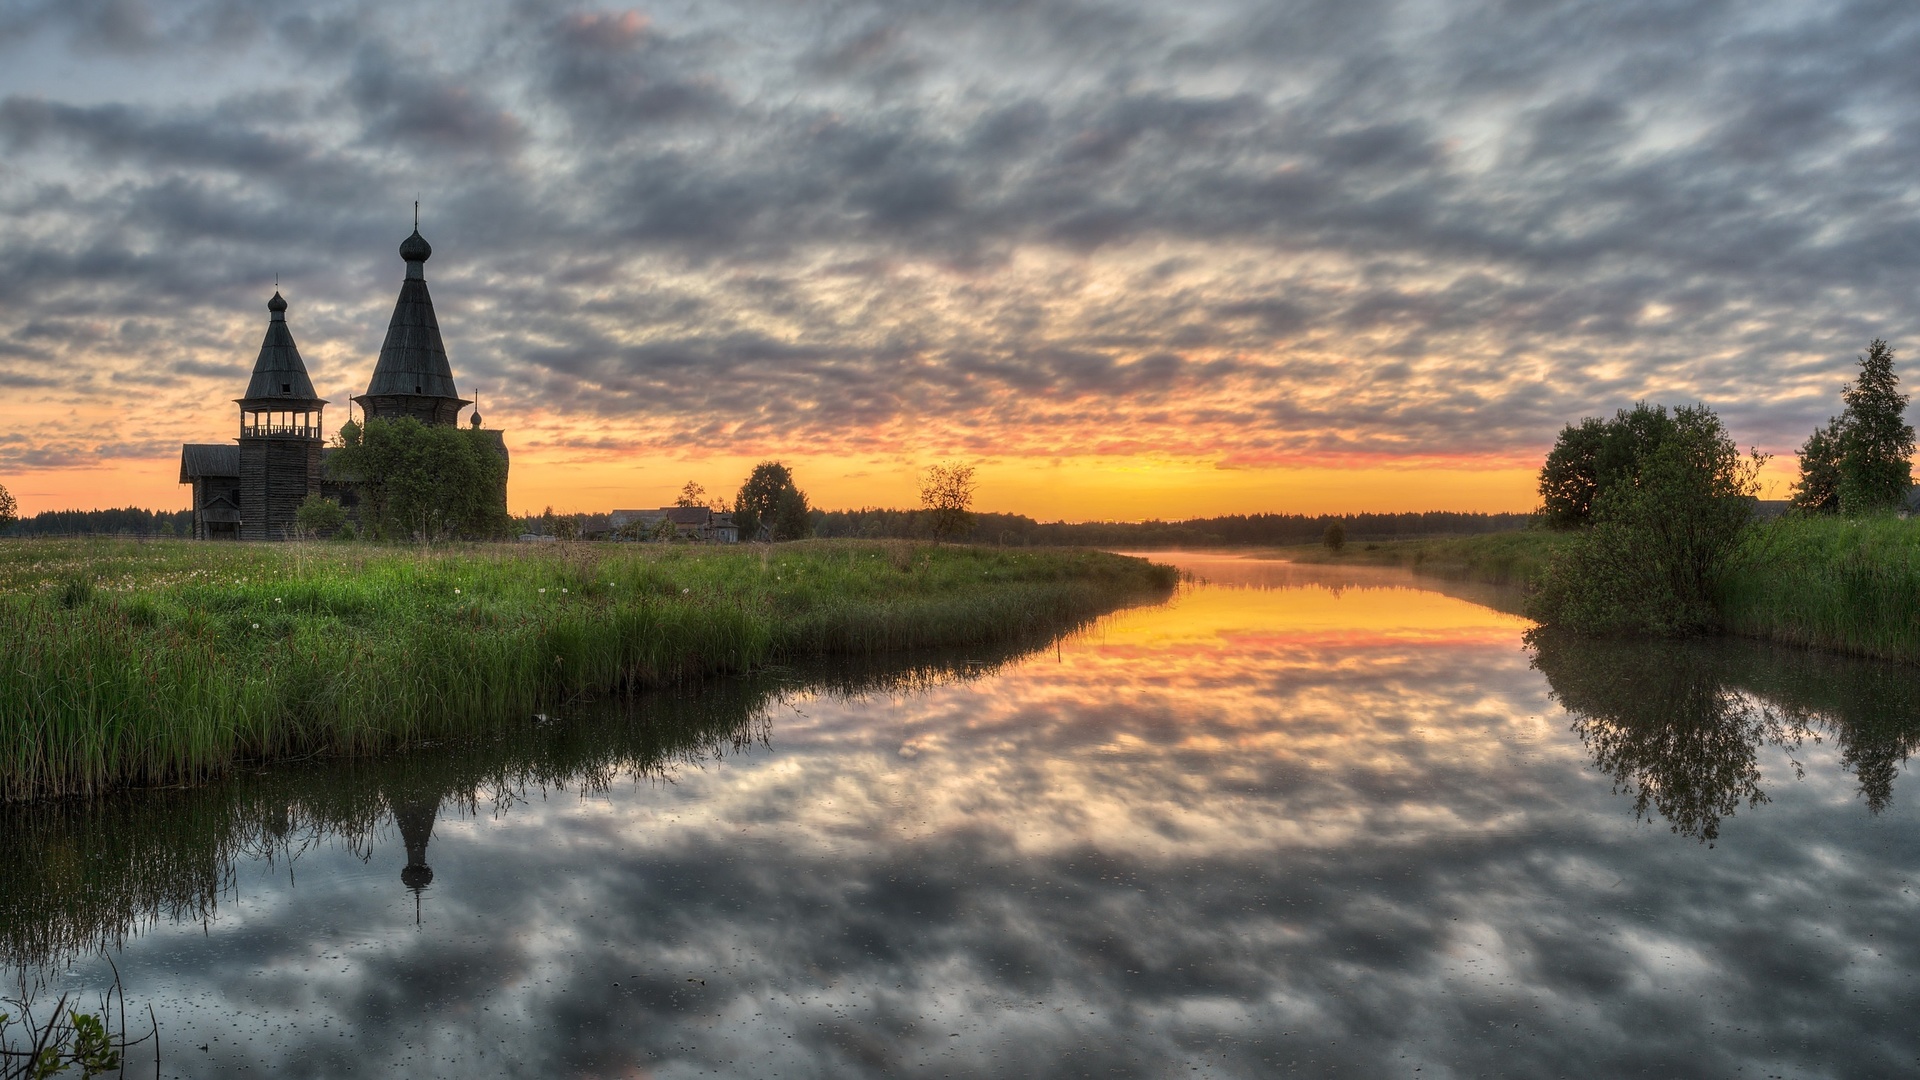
[236,291,326,540]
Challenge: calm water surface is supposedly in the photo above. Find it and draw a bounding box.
[5,553,1919,1078]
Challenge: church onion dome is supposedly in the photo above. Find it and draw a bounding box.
[237,290,326,409]
[359,226,470,407]
[399,229,432,262]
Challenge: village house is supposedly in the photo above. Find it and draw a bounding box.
[609,507,740,543]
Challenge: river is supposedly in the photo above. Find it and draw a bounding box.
[3,552,1917,1078]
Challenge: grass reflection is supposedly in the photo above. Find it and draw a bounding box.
[0,643,1039,973]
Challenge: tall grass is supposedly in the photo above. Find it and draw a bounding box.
[1716,515,1920,662]
[0,539,1174,800]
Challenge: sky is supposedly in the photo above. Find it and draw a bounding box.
[1,0,1917,519]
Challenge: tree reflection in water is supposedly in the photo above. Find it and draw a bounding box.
[0,645,1028,974]
[1530,629,1920,842]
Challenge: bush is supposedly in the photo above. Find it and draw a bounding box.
[1531,404,1764,635]
[1321,521,1346,551]
[294,494,346,538]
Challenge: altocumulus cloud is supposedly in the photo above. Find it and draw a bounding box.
[1,0,1918,475]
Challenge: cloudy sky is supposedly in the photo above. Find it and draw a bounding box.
[2,0,1917,517]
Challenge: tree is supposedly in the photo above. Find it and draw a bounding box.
[0,482,15,534]
[1322,521,1346,551]
[919,462,977,540]
[327,418,511,541]
[294,494,346,539]
[1789,416,1843,514]
[1532,404,1766,636]
[1836,339,1914,514]
[734,462,811,541]
[675,481,707,509]
[1537,404,1680,528]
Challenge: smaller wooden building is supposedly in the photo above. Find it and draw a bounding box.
[180,291,325,540]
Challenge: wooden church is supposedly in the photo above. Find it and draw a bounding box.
[179,225,508,540]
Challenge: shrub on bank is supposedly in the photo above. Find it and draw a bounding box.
[1530,405,1765,636]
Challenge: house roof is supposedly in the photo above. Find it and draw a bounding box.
[237,292,325,409]
[180,443,240,482]
[361,228,467,404]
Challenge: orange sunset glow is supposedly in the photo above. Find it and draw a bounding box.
[0,1,1898,520]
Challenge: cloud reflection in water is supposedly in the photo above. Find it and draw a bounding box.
[7,555,1919,1078]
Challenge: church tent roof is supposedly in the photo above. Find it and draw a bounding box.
[363,229,466,402]
[238,292,326,409]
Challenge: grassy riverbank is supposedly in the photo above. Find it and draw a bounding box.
[1285,519,1920,663]
[1278,530,1568,588]
[0,539,1175,800]
[1717,516,1920,662]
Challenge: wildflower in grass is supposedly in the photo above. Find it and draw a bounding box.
[454,588,461,594]
[561,588,568,594]
[251,622,260,629]
[539,588,546,594]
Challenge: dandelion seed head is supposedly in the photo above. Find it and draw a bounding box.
[539,588,546,593]
[251,623,260,629]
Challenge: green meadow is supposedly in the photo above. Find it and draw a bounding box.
[0,539,1175,801]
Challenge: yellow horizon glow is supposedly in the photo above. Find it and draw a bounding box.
[0,447,1806,521]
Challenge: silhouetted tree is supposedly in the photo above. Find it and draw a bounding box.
[734,462,811,541]
[1790,416,1844,513]
[919,462,977,540]
[1837,339,1914,514]
[1321,521,1346,551]
[675,481,707,509]
[1536,403,1680,528]
[0,482,15,533]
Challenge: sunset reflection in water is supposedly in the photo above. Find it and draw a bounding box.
[9,554,1918,1078]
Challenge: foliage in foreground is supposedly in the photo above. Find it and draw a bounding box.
[0,539,1173,800]
[1530,404,1765,636]
[0,969,152,1080]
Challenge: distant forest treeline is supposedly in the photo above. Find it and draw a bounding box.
[810,509,1534,547]
[5,507,194,537]
[5,505,1534,546]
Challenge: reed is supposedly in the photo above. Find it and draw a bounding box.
[0,539,1174,800]
[1715,515,1920,662]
